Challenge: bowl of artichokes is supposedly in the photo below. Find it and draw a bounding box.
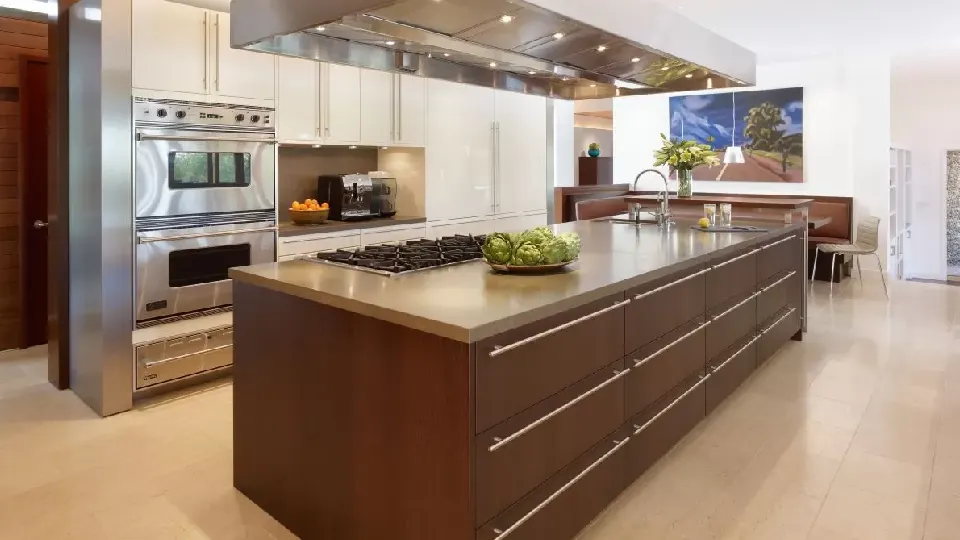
[481,226,580,273]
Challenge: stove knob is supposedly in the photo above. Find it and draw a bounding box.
[235,114,245,122]
[250,114,261,123]
[174,110,187,119]
[156,108,168,118]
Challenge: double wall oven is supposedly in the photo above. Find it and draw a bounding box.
[133,98,276,389]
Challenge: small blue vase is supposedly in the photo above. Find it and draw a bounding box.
[588,148,600,157]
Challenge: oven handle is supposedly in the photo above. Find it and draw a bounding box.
[136,133,277,144]
[137,225,278,244]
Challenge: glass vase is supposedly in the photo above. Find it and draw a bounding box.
[676,169,693,198]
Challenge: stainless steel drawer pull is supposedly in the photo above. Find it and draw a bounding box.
[490,437,631,540]
[762,308,797,335]
[711,334,761,374]
[711,248,760,270]
[761,270,797,293]
[138,226,278,244]
[142,350,206,368]
[711,291,760,322]
[634,268,709,301]
[488,368,630,452]
[633,321,709,370]
[633,374,710,436]
[761,234,797,249]
[489,299,631,358]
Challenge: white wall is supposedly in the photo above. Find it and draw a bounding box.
[613,55,891,267]
[891,58,960,280]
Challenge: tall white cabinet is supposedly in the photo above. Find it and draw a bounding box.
[425,79,548,234]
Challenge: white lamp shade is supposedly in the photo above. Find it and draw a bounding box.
[723,146,745,164]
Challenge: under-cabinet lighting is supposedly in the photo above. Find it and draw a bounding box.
[489,62,497,68]
[589,84,597,87]
[597,45,607,52]
[528,71,536,75]
[349,146,358,149]
[685,73,693,78]
[311,144,321,148]
[316,26,325,32]
[385,41,396,46]
[500,15,514,23]
[553,32,564,40]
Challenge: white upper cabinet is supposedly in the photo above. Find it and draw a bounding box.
[359,69,395,146]
[277,57,320,142]
[132,0,208,96]
[397,74,425,147]
[212,12,276,102]
[323,63,361,144]
[426,79,495,221]
[495,91,547,215]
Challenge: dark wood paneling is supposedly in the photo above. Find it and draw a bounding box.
[706,292,758,361]
[624,373,706,482]
[757,270,797,327]
[475,359,625,525]
[624,317,706,419]
[577,157,613,186]
[706,249,757,309]
[233,282,474,540]
[757,307,801,368]
[475,293,626,433]
[477,428,632,540]
[625,264,706,355]
[758,234,801,282]
[706,337,757,415]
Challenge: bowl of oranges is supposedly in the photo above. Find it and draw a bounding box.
[289,199,330,225]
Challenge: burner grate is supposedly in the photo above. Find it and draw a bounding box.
[307,234,487,276]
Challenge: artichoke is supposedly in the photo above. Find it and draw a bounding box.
[482,233,513,264]
[511,242,543,266]
[557,232,581,261]
[517,226,554,247]
[540,237,567,264]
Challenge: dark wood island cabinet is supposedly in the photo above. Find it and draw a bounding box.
[230,221,805,540]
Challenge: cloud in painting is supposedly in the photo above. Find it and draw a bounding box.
[668,93,734,149]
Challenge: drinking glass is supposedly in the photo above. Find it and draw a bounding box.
[703,204,717,227]
[720,203,733,227]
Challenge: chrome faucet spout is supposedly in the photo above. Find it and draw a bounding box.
[634,169,672,228]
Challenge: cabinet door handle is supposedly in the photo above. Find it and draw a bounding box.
[488,368,630,452]
[214,14,220,92]
[490,437,631,540]
[490,122,497,212]
[202,13,208,90]
[711,290,760,322]
[760,270,797,293]
[489,299,631,357]
[712,248,760,270]
[495,122,501,211]
[762,234,797,250]
[633,374,709,436]
[397,74,402,142]
[762,307,797,335]
[710,334,760,373]
[634,267,709,301]
[633,321,709,369]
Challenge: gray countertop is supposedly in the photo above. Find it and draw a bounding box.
[232,219,803,342]
[278,215,427,238]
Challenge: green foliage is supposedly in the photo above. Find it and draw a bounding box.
[588,142,601,151]
[743,102,785,152]
[653,134,720,171]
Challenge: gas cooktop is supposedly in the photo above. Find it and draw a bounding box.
[305,235,487,276]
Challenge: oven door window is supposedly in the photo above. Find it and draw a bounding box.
[168,244,251,287]
[169,152,252,189]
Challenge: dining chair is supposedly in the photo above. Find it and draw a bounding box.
[811,216,887,297]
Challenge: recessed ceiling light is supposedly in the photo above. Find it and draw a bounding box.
[528,71,537,75]
[597,45,607,52]
[311,144,321,148]
[553,32,564,40]
[685,73,693,78]
[661,66,669,71]
[500,14,514,23]
[385,41,396,46]
[631,57,641,63]
[489,62,497,68]
[349,145,358,149]
[316,26,325,32]
[443,52,451,57]
[381,146,388,150]
[427,53,433,58]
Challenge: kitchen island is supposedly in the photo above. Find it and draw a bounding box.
[229,219,805,540]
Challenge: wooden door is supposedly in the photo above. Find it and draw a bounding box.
[19,56,48,348]
[131,0,208,96]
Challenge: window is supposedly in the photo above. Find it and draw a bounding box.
[169,152,251,188]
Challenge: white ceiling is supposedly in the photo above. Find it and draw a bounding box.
[657,0,960,62]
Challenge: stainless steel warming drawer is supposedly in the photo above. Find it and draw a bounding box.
[135,325,233,389]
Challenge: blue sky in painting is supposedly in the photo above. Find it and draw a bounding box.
[670,87,804,148]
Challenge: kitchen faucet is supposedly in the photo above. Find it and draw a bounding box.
[631,169,673,228]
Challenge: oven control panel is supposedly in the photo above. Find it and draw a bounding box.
[134,98,273,130]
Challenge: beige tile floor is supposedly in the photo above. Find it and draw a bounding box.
[0,274,957,539]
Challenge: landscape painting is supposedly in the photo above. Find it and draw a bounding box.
[668,87,804,183]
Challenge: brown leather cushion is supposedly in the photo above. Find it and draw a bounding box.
[810,201,851,239]
[809,236,850,246]
[574,197,628,220]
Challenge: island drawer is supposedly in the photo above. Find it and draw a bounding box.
[475,294,627,434]
[757,269,800,327]
[476,428,631,540]
[706,334,758,415]
[625,264,706,354]
[624,316,706,419]
[624,372,707,482]
[758,233,801,282]
[475,359,626,526]
[757,307,800,367]
[706,291,758,361]
[706,247,758,309]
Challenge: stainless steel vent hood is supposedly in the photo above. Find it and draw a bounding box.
[231,0,756,99]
